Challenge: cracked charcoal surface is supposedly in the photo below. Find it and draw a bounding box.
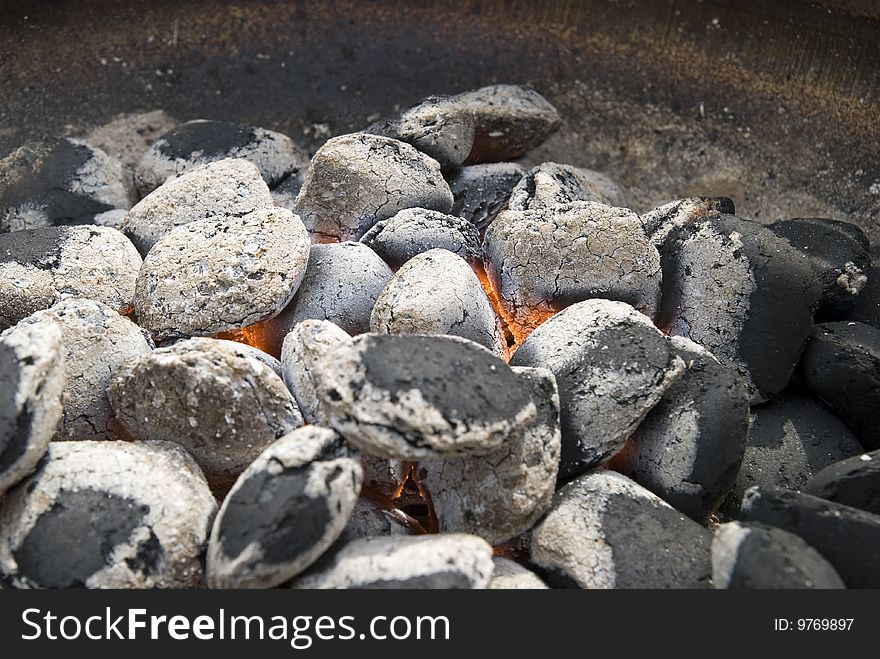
[207,426,362,589]
[134,206,310,339]
[456,85,560,164]
[484,202,662,333]
[0,440,216,588]
[135,120,308,194]
[370,249,505,356]
[8,299,152,441]
[339,497,413,543]
[803,450,880,515]
[0,225,142,330]
[740,486,880,588]
[616,336,749,522]
[365,96,476,169]
[712,522,844,589]
[488,557,549,589]
[108,337,303,485]
[292,533,494,589]
[0,321,64,496]
[798,321,880,451]
[122,158,273,254]
[656,214,819,403]
[511,299,685,479]
[0,137,134,233]
[640,196,735,249]
[418,366,561,544]
[360,207,481,268]
[446,162,524,231]
[530,470,712,589]
[294,133,453,242]
[508,162,626,211]
[315,333,537,459]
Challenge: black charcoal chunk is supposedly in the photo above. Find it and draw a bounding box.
[844,263,880,329]
[270,168,308,212]
[803,450,880,515]
[338,497,414,543]
[640,196,735,248]
[446,162,524,230]
[508,162,626,211]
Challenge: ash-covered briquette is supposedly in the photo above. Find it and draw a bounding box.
[294,133,453,242]
[508,162,626,211]
[446,162,525,230]
[365,96,476,169]
[511,300,685,479]
[639,196,735,248]
[0,440,216,589]
[134,120,308,194]
[740,486,880,588]
[530,470,712,589]
[0,137,134,233]
[370,249,505,356]
[281,320,352,425]
[488,557,549,589]
[360,208,482,268]
[484,202,662,334]
[8,299,152,441]
[711,522,844,589]
[0,225,142,330]
[83,110,178,174]
[719,389,864,518]
[798,321,880,450]
[122,158,273,254]
[207,426,362,589]
[134,206,310,340]
[314,334,537,459]
[768,217,871,319]
[616,336,749,522]
[803,450,880,515]
[292,534,494,589]
[455,85,561,164]
[0,322,64,496]
[338,497,414,543]
[656,214,819,403]
[108,337,303,485]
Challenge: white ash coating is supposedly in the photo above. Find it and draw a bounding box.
[135,120,308,194]
[122,158,273,254]
[207,426,363,589]
[508,162,626,211]
[292,533,494,589]
[370,249,505,356]
[640,196,734,248]
[212,339,282,378]
[446,162,525,230]
[418,366,561,544]
[84,110,178,173]
[134,206,310,339]
[0,321,64,495]
[484,202,662,332]
[108,337,303,484]
[0,440,216,589]
[0,225,142,330]
[488,557,549,589]
[294,133,453,241]
[281,319,352,424]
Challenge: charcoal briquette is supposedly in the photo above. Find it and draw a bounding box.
[803,450,880,515]
[508,162,626,211]
[446,162,525,230]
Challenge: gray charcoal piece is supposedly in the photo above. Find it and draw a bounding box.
[281,319,352,424]
[294,133,453,242]
[270,169,308,212]
[134,206,310,339]
[360,207,481,268]
[845,263,880,329]
[122,158,274,254]
[7,299,152,441]
[83,110,178,173]
[446,162,525,230]
[510,299,685,479]
[0,225,142,330]
[455,85,561,164]
[656,214,818,403]
[292,534,494,589]
[712,522,844,589]
[338,497,415,543]
[135,120,308,194]
[617,336,749,521]
[314,333,537,459]
[640,196,735,248]
[0,321,64,495]
[207,426,363,589]
[418,366,561,544]
[0,440,217,589]
[108,337,303,485]
[370,249,505,356]
[365,96,476,169]
[530,470,712,589]
[488,557,549,589]
[0,137,134,233]
[484,202,662,335]
[803,450,880,515]
[508,162,626,211]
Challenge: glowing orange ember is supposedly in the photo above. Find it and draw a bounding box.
[213,320,280,357]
